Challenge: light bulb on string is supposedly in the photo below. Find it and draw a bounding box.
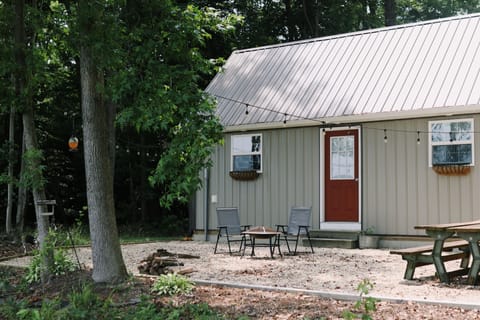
[322,128,326,136]
[245,104,249,115]
[383,129,388,143]
[283,113,287,125]
[417,131,421,145]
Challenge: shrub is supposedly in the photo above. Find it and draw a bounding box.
[24,229,78,284]
[151,273,194,296]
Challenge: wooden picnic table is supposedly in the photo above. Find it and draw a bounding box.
[447,223,480,285]
[414,220,480,283]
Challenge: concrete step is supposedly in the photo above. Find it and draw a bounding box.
[309,230,360,240]
[306,237,358,249]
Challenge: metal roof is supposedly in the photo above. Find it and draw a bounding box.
[206,14,480,131]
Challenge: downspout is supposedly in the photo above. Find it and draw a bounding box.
[203,167,209,241]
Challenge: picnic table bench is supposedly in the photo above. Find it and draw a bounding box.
[390,239,470,281]
[390,220,480,283]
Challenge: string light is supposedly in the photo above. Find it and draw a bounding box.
[283,113,287,124]
[417,131,421,145]
[384,129,388,143]
[212,93,480,139]
[245,104,249,115]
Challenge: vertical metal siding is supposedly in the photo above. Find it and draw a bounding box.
[363,115,480,235]
[196,127,321,232]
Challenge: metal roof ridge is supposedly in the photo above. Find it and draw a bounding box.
[232,13,480,55]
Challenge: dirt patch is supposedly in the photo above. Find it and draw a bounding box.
[3,240,480,319]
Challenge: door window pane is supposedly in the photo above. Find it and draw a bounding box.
[330,136,355,179]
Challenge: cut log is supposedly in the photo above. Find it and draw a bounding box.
[138,248,196,275]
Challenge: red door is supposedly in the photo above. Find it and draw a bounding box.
[325,130,359,222]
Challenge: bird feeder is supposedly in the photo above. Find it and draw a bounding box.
[68,136,79,151]
[36,200,56,216]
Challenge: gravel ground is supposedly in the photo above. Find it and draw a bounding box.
[3,240,480,309]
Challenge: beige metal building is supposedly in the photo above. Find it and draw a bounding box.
[195,13,480,239]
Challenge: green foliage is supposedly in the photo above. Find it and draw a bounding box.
[0,287,227,320]
[24,230,78,284]
[0,267,14,294]
[16,299,60,320]
[53,216,91,247]
[58,285,113,320]
[342,279,378,320]
[151,273,194,296]
[110,1,238,208]
[21,148,46,191]
[396,0,480,24]
[156,302,225,319]
[0,298,30,320]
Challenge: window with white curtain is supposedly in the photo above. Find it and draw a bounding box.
[231,134,262,172]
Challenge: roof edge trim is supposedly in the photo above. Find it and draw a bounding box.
[222,105,480,133]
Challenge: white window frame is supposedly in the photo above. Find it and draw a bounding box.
[428,118,474,167]
[231,133,262,172]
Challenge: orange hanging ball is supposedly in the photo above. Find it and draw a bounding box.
[68,137,79,151]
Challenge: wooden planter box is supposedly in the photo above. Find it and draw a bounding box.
[432,165,471,176]
[229,170,260,181]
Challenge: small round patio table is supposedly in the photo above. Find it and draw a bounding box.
[241,226,282,258]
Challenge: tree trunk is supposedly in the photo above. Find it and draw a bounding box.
[6,104,15,234]
[140,134,147,223]
[79,43,127,283]
[384,0,396,26]
[16,133,27,234]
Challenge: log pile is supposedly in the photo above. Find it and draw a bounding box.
[138,248,199,276]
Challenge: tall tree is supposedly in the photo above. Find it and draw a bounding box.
[14,0,52,282]
[76,0,127,283]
